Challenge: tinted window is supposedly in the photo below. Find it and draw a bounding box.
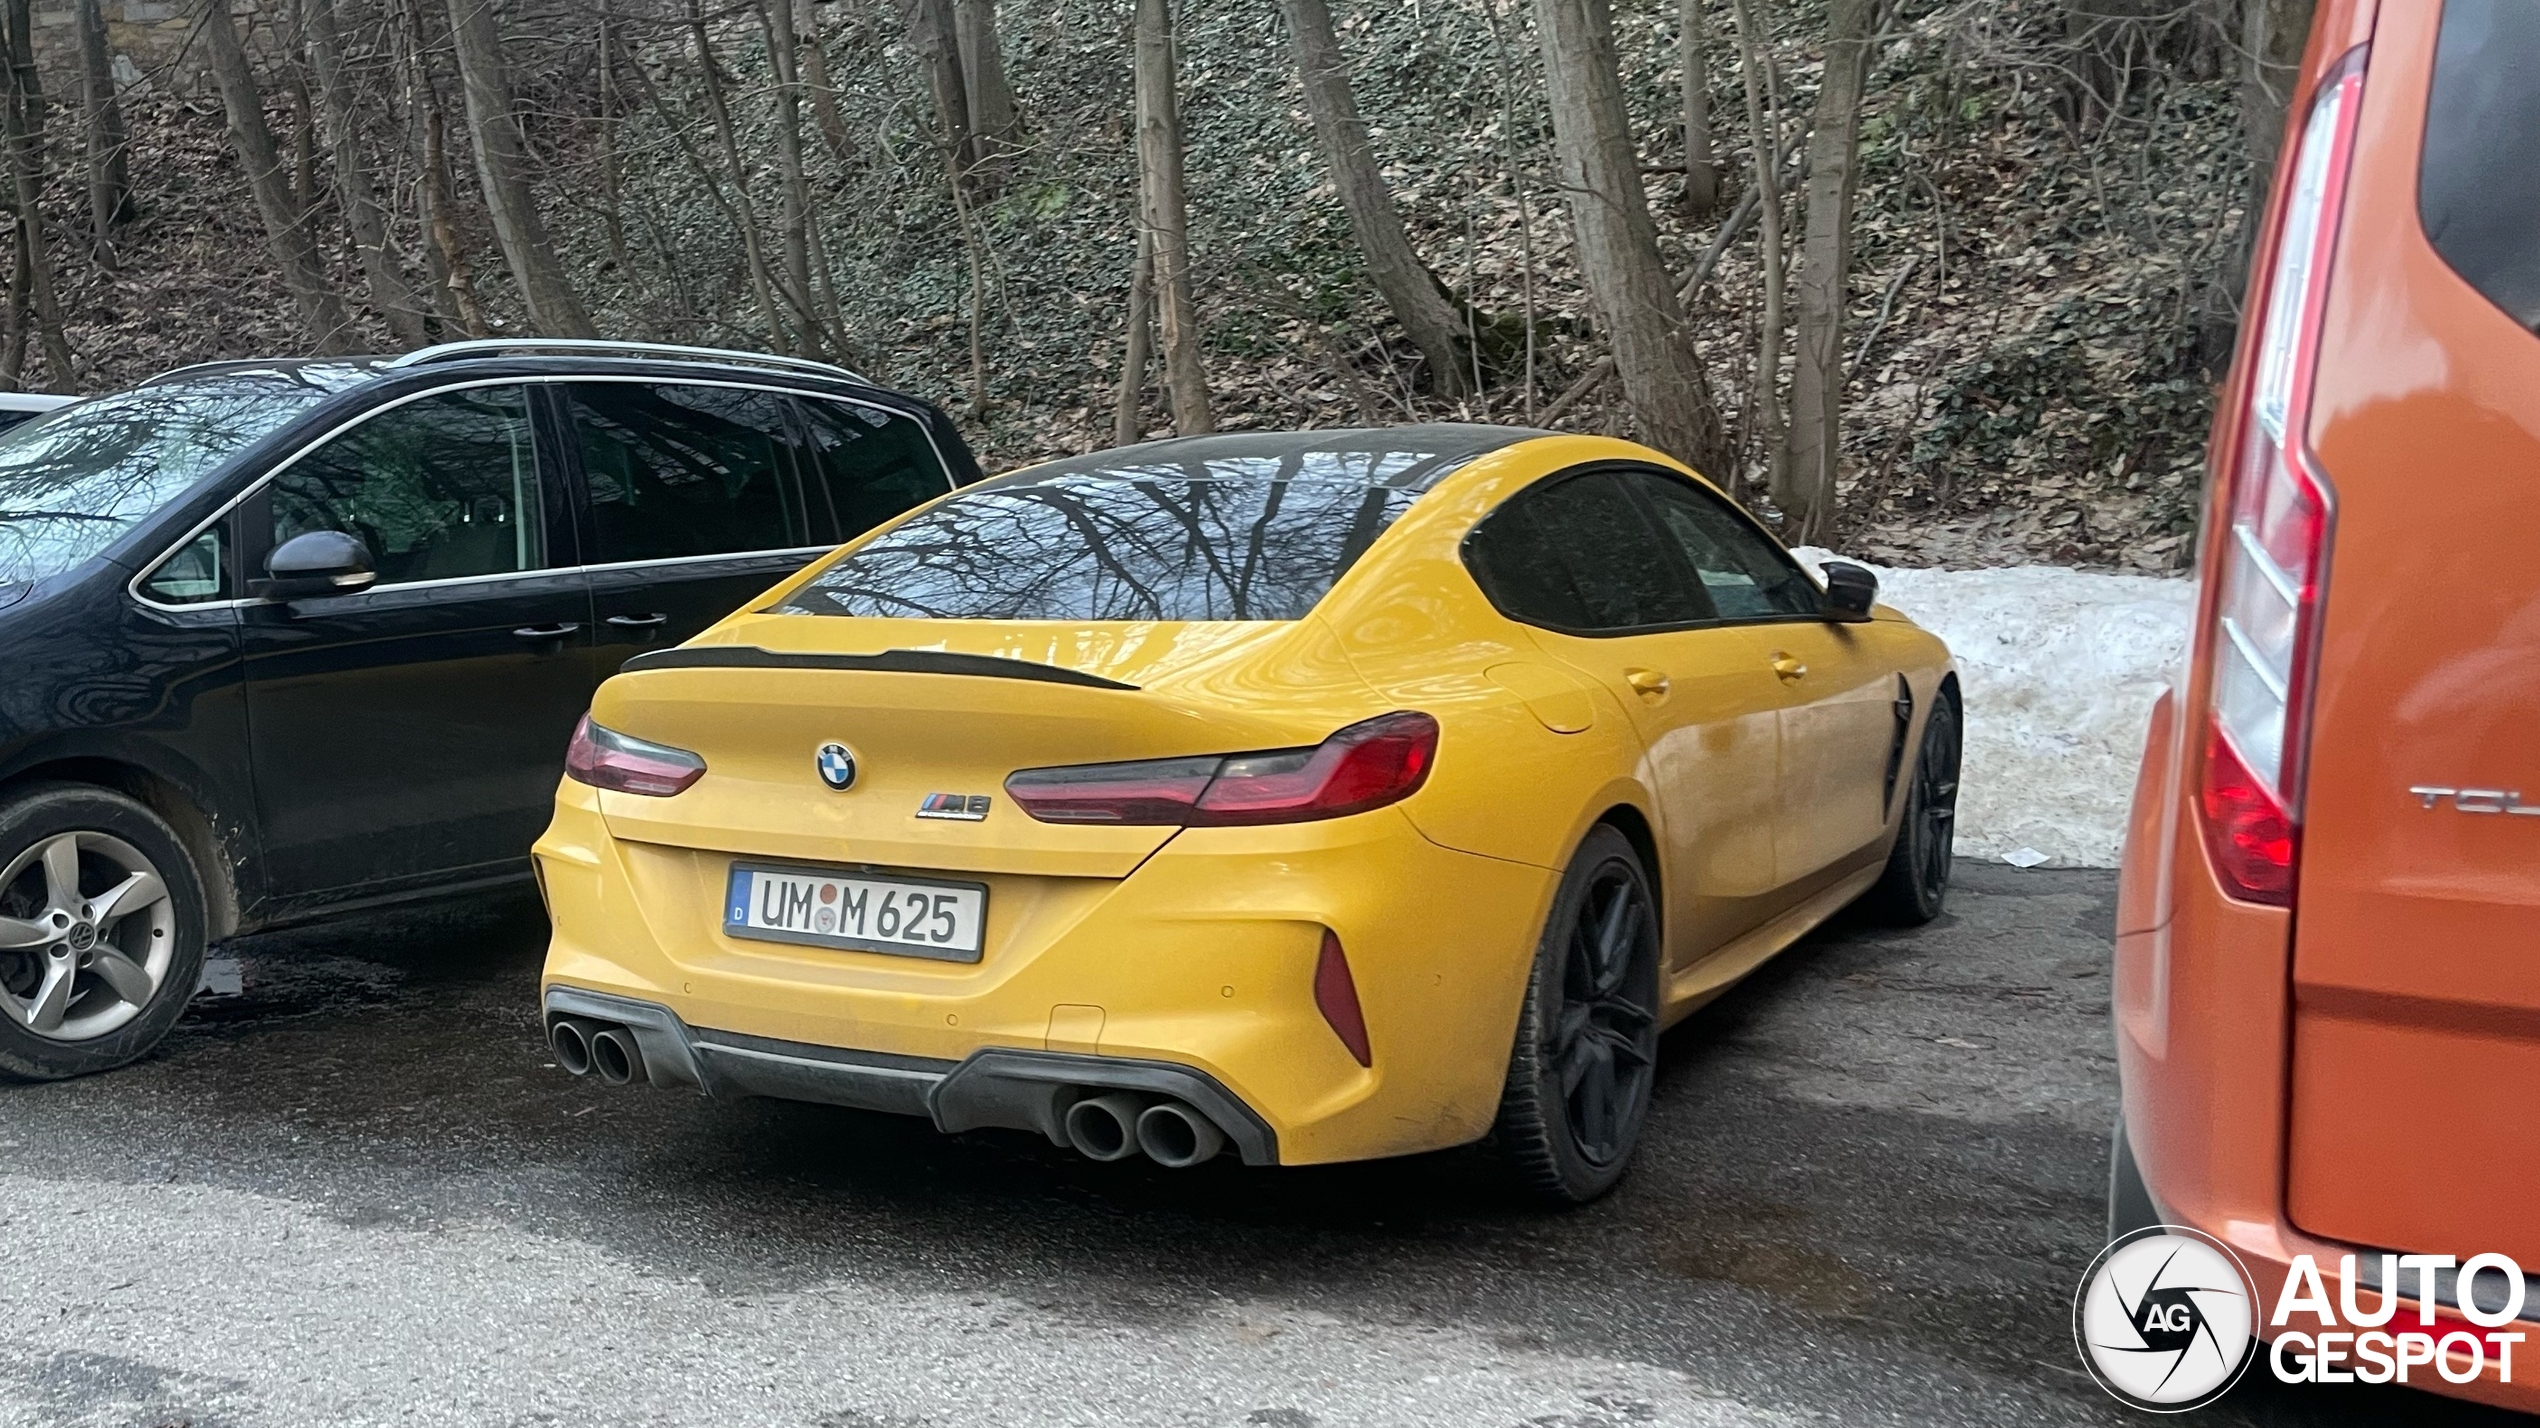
[795,398,952,542]
[574,383,804,562]
[0,374,334,588]
[270,385,547,586]
[779,465,1417,622]
[1636,474,1819,619]
[141,526,225,604]
[1464,470,1708,632]
[2422,0,2540,332]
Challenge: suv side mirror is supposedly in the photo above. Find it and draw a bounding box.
[1821,560,1878,623]
[261,530,376,601]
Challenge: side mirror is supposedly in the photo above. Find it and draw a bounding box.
[1821,560,1878,623]
[261,530,376,601]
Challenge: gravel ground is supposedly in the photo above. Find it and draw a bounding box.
[0,864,2523,1428]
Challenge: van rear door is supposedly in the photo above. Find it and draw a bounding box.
[2285,3,2540,1267]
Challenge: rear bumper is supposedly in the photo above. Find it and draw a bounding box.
[543,985,1280,1163]
[534,781,1561,1165]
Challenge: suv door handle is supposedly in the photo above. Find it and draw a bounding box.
[605,613,668,630]
[1770,654,1808,682]
[1623,667,1670,701]
[512,622,582,642]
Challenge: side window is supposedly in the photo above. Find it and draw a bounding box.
[1633,472,1821,620]
[270,385,546,586]
[793,398,954,542]
[141,525,225,604]
[1464,470,1710,633]
[573,383,804,562]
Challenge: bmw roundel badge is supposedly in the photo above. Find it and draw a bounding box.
[814,742,858,791]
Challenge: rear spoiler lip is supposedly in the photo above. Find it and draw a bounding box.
[617,645,1141,691]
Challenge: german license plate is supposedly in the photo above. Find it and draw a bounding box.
[723,862,986,962]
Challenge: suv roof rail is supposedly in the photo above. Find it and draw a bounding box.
[385,339,868,384]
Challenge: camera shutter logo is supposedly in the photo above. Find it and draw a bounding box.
[2075,1226,2261,1411]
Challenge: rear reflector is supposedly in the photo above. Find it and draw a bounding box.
[1313,929,1372,1067]
[1005,712,1438,827]
[565,714,707,797]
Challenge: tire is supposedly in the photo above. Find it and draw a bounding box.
[0,782,209,1081]
[1489,824,1662,1207]
[2107,1116,2162,1242]
[1863,684,1961,925]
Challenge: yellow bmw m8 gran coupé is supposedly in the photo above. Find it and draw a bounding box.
[534,426,1958,1202]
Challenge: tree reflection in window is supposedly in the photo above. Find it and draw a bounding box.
[781,450,1435,622]
[0,370,343,587]
[271,385,543,585]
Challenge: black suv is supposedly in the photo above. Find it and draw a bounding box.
[0,340,980,1079]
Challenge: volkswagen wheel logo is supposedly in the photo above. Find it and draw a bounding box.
[2074,1225,2260,1412]
[814,742,858,791]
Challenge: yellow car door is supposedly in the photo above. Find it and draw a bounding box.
[1460,466,1788,964]
[1636,478,1901,893]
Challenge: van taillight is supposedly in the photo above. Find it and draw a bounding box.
[2195,53,2364,905]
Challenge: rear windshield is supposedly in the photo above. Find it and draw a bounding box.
[776,455,1428,622]
[2422,0,2540,332]
[0,372,338,588]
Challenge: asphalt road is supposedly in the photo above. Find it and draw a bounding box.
[1,863,2526,1428]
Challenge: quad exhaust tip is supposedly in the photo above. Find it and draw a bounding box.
[1062,1091,1228,1167]
[590,1026,647,1086]
[550,1016,597,1076]
[1135,1100,1226,1168]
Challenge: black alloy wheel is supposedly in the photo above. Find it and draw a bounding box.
[1865,687,1962,925]
[1491,824,1663,1206]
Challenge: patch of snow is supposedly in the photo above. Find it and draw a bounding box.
[1792,548,2194,869]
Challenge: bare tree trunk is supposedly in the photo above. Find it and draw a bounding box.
[1279,0,1471,397]
[905,0,976,179]
[201,0,356,353]
[1778,0,1874,545]
[395,0,473,332]
[1678,0,1720,217]
[595,13,629,273]
[0,0,67,388]
[684,3,800,350]
[797,0,856,164]
[442,0,595,335]
[1113,226,1152,446]
[72,0,127,267]
[1727,0,1785,502]
[1,222,28,387]
[756,0,831,357]
[2197,0,2314,370]
[1534,0,1722,470]
[955,0,1015,174]
[1133,0,1211,434]
[306,0,428,346]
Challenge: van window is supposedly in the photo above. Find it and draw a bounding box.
[270,385,547,585]
[572,383,805,562]
[2422,0,2540,332]
[793,398,952,543]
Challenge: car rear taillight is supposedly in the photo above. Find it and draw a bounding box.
[565,714,707,797]
[2195,52,2364,905]
[1004,712,1438,827]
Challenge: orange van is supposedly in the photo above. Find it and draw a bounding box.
[2111,0,2540,1411]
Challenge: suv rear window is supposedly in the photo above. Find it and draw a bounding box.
[2422,0,2540,332]
[777,461,1422,622]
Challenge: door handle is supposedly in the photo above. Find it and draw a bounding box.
[512,622,582,642]
[1770,654,1808,682]
[605,613,668,630]
[1623,668,1670,701]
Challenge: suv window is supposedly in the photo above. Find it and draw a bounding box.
[141,526,225,604]
[795,398,952,543]
[1464,469,1709,633]
[269,385,547,586]
[2423,0,2540,332]
[1634,472,1820,619]
[573,383,805,562]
